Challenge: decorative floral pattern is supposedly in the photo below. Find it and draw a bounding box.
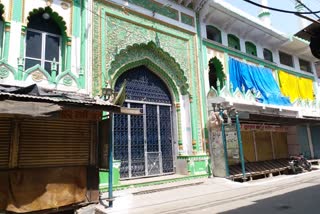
[0,66,9,79]
[63,76,73,86]
[92,2,195,96]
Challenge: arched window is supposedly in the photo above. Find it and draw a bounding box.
[25,10,62,74]
[245,41,257,56]
[228,34,240,50]
[263,48,273,62]
[206,25,222,43]
[208,57,225,90]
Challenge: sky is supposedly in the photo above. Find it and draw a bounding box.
[223,0,320,35]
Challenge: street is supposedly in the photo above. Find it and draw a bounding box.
[96,170,320,214]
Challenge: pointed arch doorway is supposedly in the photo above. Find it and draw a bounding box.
[114,65,175,179]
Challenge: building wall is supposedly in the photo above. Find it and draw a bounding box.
[92,0,205,156]
[202,29,316,98]
[0,0,90,93]
[199,2,320,164]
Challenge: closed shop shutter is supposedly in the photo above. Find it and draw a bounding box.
[241,131,255,162]
[18,119,92,168]
[0,120,11,169]
[298,126,312,158]
[273,132,288,159]
[311,126,320,159]
[255,131,273,161]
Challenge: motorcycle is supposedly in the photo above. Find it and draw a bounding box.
[288,154,312,174]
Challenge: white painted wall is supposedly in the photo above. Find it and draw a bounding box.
[203,21,316,80]
[71,36,81,74]
[8,21,21,67]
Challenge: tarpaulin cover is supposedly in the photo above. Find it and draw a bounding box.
[278,70,314,102]
[229,58,291,106]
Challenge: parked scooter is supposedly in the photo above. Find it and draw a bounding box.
[288,154,312,174]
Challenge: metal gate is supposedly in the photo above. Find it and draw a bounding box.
[113,66,174,178]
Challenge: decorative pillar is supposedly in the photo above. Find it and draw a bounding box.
[176,103,183,154]
[3,22,10,62]
[51,58,57,83]
[189,94,198,152]
[196,13,209,154]
[79,0,86,89]
[20,26,26,57]
[17,57,24,80]
[101,8,107,88]
[66,37,72,70]
[79,68,85,88]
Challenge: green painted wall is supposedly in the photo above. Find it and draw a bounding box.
[196,14,208,148]
[72,0,81,37]
[129,0,179,20]
[3,22,10,61]
[79,0,87,89]
[99,161,121,189]
[181,13,194,26]
[93,2,191,94]
[92,1,203,153]
[12,0,23,21]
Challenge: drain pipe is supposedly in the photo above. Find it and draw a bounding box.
[235,111,246,179]
[108,113,114,207]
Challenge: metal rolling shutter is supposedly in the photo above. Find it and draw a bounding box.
[0,120,11,169]
[18,119,92,168]
[255,131,273,161]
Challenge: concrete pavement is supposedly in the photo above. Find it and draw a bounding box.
[96,169,320,214]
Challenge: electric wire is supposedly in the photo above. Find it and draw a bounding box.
[295,0,320,19]
[242,0,320,14]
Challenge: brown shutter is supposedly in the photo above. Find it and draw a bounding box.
[0,119,11,169]
[255,131,273,161]
[18,119,92,168]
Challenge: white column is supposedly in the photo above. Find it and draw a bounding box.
[71,36,81,74]
[181,94,193,155]
[8,21,21,67]
[221,31,228,47]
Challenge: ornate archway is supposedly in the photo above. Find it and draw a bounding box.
[109,41,189,102]
[26,7,68,36]
[114,65,174,178]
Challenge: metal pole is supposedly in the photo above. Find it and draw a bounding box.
[220,109,229,177]
[108,113,114,207]
[235,112,246,178]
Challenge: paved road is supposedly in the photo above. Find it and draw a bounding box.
[96,170,320,214]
